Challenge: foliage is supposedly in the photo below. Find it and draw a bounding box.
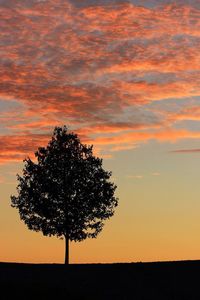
[11,126,118,242]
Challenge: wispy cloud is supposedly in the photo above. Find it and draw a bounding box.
[126,175,143,179]
[152,172,160,176]
[0,134,50,164]
[0,175,5,184]
[171,149,200,153]
[0,0,200,163]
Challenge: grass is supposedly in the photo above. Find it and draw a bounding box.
[1,260,200,299]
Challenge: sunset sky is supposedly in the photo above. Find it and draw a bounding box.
[0,0,200,264]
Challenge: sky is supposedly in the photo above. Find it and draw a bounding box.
[0,0,200,264]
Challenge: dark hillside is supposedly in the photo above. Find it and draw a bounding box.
[1,260,200,299]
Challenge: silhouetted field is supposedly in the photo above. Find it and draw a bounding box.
[1,260,200,299]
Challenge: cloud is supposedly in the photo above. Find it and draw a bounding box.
[110,144,137,152]
[0,175,5,183]
[89,129,200,147]
[169,106,200,122]
[0,134,50,164]
[68,0,129,8]
[68,0,200,9]
[126,175,143,179]
[0,0,200,162]
[171,149,200,154]
[0,127,198,164]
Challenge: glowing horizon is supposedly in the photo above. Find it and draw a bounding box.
[0,0,200,263]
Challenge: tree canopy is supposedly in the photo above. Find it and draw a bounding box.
[11,126,118,263]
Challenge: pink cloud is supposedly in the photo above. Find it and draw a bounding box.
[0,0,200,162]
[0,134,50,164]
[171,149,200,153]
[0,175,5,183]
[1,128,200,164]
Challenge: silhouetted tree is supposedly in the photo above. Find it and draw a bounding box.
[11,126,118,264]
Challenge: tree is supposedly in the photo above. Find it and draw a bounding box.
[11,126,118,264]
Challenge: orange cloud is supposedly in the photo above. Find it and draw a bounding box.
[1,128,200,164]
[89,129,200,147]
[0,175,5,183]
[112,77,200,104]
[0,134,49,164]
[169,106,200,122]
[0,0,200,163]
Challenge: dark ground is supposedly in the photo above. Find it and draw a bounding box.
[1,260,200,299]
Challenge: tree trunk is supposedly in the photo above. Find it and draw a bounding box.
[65,235,69,264]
